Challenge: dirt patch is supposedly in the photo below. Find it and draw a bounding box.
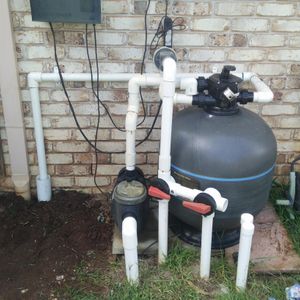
[0,191,113,300]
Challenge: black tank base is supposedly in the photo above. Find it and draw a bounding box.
[169,214,240,249]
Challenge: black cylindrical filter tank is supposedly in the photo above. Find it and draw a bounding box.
[170,106,277,248]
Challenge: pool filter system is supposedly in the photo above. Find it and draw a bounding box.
[111,46,275,284]
[27,0,276,288]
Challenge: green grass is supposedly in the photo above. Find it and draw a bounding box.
[58,183,300,299]
[270,181,300,256]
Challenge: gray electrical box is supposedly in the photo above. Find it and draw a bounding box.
[29,0,101,24]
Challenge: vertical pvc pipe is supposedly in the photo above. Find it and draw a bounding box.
[158,200,169,264]
[29,85,52,202]
[236,215,255,290]
[200,213,215,279]
[240,213,254,225]
[158,57,177,180]
[122,217,139,285]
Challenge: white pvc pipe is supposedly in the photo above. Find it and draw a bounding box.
[27,70,270,202]
[125,75,162,170]
[173,93,193,105]
[158,199,169,264]
[236,214,255,290]
[122,216,139,285]
[200,213,215,279]
[156,58,177,264]
[28,72,161,201]
[251,76,273,103]
[240,213,254,225]
[158,57,177,181]
[167,181,228,212]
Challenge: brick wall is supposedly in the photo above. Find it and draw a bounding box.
[1,0,300,193]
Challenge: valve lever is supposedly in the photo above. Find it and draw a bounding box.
[183,201,211,215]
[148,186,171,200]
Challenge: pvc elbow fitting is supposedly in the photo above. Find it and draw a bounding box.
[204,188,228,212]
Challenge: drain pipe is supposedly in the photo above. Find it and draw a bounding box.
[236,213,255,290]
[0,0,31,200]
[122,216,139,284]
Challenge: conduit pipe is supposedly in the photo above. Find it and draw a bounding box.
[236,213,255,290]
[122,216,139,284]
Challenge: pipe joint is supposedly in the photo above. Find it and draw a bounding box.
[162,57,177,82]
[125,112,138,131]
[180,78,198,95]
[159,81,176,99]
[128,75,144,94]
[203,188,228,212]
[174,93,193,105]
[28,72,41,88]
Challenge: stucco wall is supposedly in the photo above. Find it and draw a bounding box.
[1,0,300,193]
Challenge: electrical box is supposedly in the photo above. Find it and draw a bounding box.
[29,0,101,24]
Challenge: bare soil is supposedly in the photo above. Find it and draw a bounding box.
[0,191,113,300]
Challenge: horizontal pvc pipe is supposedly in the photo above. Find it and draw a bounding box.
[158,200,169,264]
[200,213,215,279]
[180,78,198,96]
[122,216,139,285]
[236,215,255,290]
[174,93,193,105]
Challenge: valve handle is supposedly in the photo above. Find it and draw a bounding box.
[183,201,211,215]
[148,186,171,200]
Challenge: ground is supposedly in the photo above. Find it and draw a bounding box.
[0,187,300,300]
[0,191,113,300]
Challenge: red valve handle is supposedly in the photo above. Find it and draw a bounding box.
[148,186,171,200]
[183,201,211,215]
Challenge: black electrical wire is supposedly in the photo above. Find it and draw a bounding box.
[50,22,124,154]
[149,0,185,52]
[51,22,161,153]
[291,155,300,172]
[92,24,105,195]
[136,100,162,147]
[85,26,126,132]
[137,0,151,127]
[165,0,169,17]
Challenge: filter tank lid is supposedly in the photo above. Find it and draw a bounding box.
[114,180,147,205]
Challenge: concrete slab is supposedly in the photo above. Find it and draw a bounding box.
[112,206,159,255]
[226,203,300,273]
